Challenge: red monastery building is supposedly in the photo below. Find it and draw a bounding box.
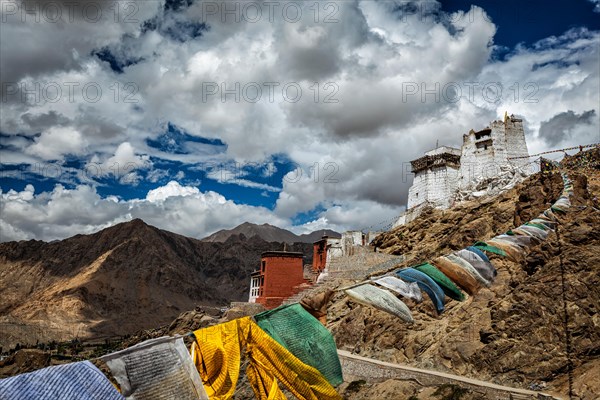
[248,251,308,309]
[312,235,343,274]
[312,236,328,273]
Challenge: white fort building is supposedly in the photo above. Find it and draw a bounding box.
[396,113,530,226]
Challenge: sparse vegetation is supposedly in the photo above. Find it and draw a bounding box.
[433,384,470,400]
[345,380,367,393]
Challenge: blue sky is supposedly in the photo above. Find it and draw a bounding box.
[1,0,599,241]
[443,0,600,51]
[1,123,297,207]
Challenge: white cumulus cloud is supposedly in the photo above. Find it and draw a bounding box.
[146,180,201,202]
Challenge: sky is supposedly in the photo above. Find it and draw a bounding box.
[1,0,599,242]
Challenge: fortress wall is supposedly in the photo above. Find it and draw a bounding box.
[425,165,460,208]
[407,171,428,209]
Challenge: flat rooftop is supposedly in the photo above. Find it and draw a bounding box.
[261,251,304,258]
[424,146,461,157]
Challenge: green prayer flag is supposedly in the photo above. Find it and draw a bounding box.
[254,303,344,387]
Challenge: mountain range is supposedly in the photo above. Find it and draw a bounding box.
[0,219,315,349]
[201,222,340,243]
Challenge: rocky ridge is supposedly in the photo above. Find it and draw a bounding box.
[202,222,340,243]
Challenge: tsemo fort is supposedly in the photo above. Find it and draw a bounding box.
[396,113,531,226]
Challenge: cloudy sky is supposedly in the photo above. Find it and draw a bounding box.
[1,0,599,242]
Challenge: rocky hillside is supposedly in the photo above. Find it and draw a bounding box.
[327,154,600,399]
[202,221,340,243]
[0,219,312,349]
[371,171,565,264]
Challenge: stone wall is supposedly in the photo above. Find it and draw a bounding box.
[408,165,459,209]
[459,125,502,188]
[505,117,530,170]
[338,350,557,400]
[342,231,364,256]
[408,146,461,210]
[366,231,381,245]
[327,238,343,266]
[392,213,406,229]
[426,165,460,208]
[407,170,428,209]
[327,252,405,279]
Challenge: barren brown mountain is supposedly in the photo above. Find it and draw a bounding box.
[0,219,312,349]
